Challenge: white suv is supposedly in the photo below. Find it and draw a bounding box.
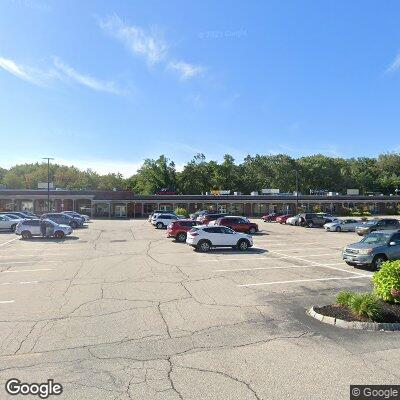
[15,219,73,239]
[152,214,179,229]
[186,225,253,252]
[0,215,22,232]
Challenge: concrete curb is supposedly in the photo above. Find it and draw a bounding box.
[307,306,400,331]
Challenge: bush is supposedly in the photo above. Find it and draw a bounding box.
[336,291,354,307]
[373,260,400,303]
[174,207,188,218]
[349,293,381,321]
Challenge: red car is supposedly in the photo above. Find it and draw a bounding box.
[276,214,293,224]
[261,213,282,222]
[167,219,198,242]
[214,216,259,234]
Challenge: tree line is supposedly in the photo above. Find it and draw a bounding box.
[1,153,400,195]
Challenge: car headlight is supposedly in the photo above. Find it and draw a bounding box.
[358,248,373,255]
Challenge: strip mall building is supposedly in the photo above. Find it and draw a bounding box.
[1,189,400,218]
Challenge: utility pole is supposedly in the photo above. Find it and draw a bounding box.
[42,157,54,212]
[295,169,299,213]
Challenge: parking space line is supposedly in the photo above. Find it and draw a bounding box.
[267,250,368,276]
[1,269,54,273]
[215,262,345,273]
[0,281,38,286]
[200,253,337,263]
[0,261,57,265]
[0,238,19,247]
[238,275,370,287]
[0,300,15,304]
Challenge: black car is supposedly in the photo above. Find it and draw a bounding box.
[299,213,337,228]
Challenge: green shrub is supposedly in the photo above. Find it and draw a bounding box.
[349,293,381,321]
[174,207,188,218]
[373,260,400,303]
[336,291,354,307]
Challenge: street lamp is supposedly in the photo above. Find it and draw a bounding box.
[294,170,299,213]
[42,157,54,212]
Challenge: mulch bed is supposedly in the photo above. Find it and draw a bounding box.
[315,302,400,323]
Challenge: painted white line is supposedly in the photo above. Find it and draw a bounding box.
[268,250,367,276]
[0,254,67,258]
[0,281,38,286]
[0,261,57,265]
[0,300,15,304]
[215,262,345,273]
[1,269,54,274]
[200,253,338,263]
[0,238,19,247]
[238,275,370,287]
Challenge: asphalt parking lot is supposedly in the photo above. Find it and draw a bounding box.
[0,219,399,400]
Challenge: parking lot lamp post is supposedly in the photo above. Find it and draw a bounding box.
[42,157,54,212]
[295,170,299,213]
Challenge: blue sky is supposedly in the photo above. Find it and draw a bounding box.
[1,0,400,176]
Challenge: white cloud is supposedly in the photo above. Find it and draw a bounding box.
[386,53,400,74]
[99,14,167,65]
[168,61,204,80]
[0,56,51,85]
[0,55,124,94]
[53,57,123,94]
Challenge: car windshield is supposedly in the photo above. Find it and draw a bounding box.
[44,219,57,226]
[361,232,390,245]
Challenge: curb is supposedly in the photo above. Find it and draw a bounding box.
[307,306,400,331]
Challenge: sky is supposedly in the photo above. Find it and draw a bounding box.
[1,0,400,177]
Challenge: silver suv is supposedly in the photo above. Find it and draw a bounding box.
[342,230,400,270]
[15,219,73,239]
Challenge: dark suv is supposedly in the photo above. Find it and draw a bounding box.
[355,219,400,236]
[41,213,83,229]
[300,213,337,228]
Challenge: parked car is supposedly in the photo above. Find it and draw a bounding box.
[355,219,400,236]
[0,211,35,219]
[299,213,338,228]
[167,219,198,242]
[197,213,227,225]
[0,215,22,231]
[41,213,83,229]
[62,211,90,222]
[261,213,283,222]
[324,218,361,232]
[214,216,258,234]
[276,214,293,224]
[149,211,176,222]
[186,225,253,252]
[15,219,73,239]
[286,214,302,226]
[342,230,400,269]
[152,213,180,229]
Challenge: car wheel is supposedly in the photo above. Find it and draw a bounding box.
[156,222,164,229]
[21,230,32,239]
[294,221,299,226]
[237,239,249,251]
[71,221,78,229]
[197,240,211,252]
[177,232,187,242]
[307,222,313,228]
[10,224,17,232]
[335,226,341,232]
[54,231,65,239]
[372,255,386,270]
[248,227,256,234]
[345,261,354,266]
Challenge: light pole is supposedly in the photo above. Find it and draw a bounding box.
[42,157,54,212]
[294,169,299,213]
